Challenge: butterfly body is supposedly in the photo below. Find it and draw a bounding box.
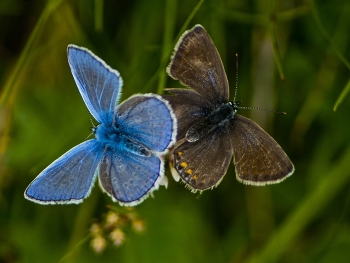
[25,45,176,206]
[94,119,150,157]
[163,25,294,192]
[186,101,236,142]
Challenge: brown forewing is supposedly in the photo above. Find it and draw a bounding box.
[167,25,229,104]
[230,115,294,185]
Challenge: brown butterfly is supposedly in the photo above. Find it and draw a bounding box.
[163,25,294,192]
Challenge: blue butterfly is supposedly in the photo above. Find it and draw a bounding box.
[24,45,177,206]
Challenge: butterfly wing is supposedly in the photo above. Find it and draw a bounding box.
[24,140,104,204]
[116,94,177,154]
[97,94,176,205]
[162,88,213,140]
[169,127,233,192]
[67,45,122,124]
[98,147,164,206]
[167,25,229,104]
[230,115,294,185]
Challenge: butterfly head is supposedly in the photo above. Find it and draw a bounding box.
[230,101,239,112]
[90,126,97,134]
[93,123,119,142]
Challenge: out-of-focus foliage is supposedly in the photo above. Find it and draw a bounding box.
[1,0,350,262]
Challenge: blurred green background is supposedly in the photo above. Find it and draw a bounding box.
[1,0,350,262]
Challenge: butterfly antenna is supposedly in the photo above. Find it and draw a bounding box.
[233,53,239,102]
[234,54,286,115]
[86,113,97,140]
[238,106,286,115]
[85,133,94,140]
[89,113,96,128]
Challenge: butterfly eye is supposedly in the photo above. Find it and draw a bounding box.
[228,101,238,113]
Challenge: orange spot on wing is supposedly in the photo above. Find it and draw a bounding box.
[180,162,188,168]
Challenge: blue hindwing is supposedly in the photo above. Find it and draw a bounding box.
[116,94,177,154]
[98,146,164,206]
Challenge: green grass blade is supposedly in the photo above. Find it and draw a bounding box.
[333,78,350,111]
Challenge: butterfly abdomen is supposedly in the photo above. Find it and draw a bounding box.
[94,123,151,157]
[186,102,235,142]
